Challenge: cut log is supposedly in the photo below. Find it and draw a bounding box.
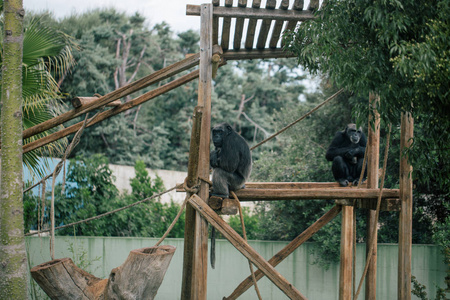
[30,257,103,300]
[71,97,121,109]
[30,245,176,300]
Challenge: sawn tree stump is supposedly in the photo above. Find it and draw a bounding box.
[30,245,176,300]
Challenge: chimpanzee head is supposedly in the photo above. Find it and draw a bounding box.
[212,122,233,148]
[345,123,363,144]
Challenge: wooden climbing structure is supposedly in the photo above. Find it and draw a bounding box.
[181,1,414,300]
[19,1,414,299]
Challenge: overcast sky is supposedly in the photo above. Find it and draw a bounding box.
[24,0,208,33]
[24,0,319,93]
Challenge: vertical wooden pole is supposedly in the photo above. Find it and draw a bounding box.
[181,106,203,300]
[398,112,413,300]
[194,4,213,300]
[366,93,380,300]
[339,205,354,300]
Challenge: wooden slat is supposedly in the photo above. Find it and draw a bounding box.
[398,112,414,300]
[307,0,320,12]
[212,0,220,45]
[233,0,247,50]
[244,0,261,49]
[234,188,400,200]
[339,206,354,300]
[283,0,304,45]
[224,205,342,300]
[187,5,314,22]
[269,0,289,49]
[188,194,307,300]
[22,52,202,140]
[256,0,276,49]
[365,92,381,299]
[222,48,296,60]
[220,0,234,51]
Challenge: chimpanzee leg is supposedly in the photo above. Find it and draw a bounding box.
[332,156,350,187]
[211,168,245,198]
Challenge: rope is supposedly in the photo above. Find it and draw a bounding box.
[250,89,344,151]
[155,180,200,246]
[231,191,262,300]
[354,123,392,299]
[25,184,180,236]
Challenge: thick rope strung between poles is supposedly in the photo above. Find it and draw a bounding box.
[250,89,344,151]
[231,191,262,300]
[354,123,392,300]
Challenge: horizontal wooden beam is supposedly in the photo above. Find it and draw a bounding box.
[187,5,315,22]
[245,182,344,189]
[188,194,307,299]
[234,188,399,201]
[222,48,296,60]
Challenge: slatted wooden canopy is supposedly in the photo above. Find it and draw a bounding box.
[187,0,320,60]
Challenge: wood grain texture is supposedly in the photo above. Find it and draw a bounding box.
[365,93,381,299]
[188,194,307,300]
[22,53,201,140]
[225,205,342,299]
[339,206,354,300]
[30,246,175,300]
[398,112,414,300]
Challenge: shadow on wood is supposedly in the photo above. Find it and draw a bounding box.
[30,245,176,300]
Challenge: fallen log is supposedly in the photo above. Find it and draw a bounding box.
[30,245,175,300]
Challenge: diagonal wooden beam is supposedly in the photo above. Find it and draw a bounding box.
[21,53,202,140]
[224,205,342,300]
[23,70,199,153]
[188,194,307,300]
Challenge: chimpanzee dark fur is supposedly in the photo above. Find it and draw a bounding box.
[210,123,252,198]
[326,124,367,187]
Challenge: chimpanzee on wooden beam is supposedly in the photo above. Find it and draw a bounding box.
[210,122,252,201]
[326,123,367,187]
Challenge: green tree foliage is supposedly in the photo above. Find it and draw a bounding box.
[284,0,450,192]
[1,15,76,176]
[24,155,185,238]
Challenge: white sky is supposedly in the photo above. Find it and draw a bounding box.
[24,0,319,92]
[25,0,208,33]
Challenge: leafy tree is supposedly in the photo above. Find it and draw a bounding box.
[1,15,76,176]
[24,156,185,238]
[284,0,450,191]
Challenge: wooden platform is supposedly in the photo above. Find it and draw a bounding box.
[187,0,321,60]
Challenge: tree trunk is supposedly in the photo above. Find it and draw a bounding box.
[30,245,176,300]
[0,0,28,298]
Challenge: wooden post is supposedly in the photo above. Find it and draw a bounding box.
[181,106,203,299]
[339,205,354,300]
[366,92,380,299]
[193,4,213,300]
[398,112,413,300]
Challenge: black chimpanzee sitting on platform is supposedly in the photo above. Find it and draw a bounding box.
[210,122,252,199]
[326,123,367,187]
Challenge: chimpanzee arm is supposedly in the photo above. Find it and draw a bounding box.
[326,132,355,161]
